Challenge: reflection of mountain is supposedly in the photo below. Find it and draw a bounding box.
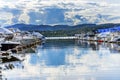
[38,40,101,67]
[42,39,76,48]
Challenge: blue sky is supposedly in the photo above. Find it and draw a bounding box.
[0,0,120,26]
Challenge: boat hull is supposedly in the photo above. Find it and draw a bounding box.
[1,42,20,51]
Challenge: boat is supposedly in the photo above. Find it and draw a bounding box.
[97,32,111,42]
[14,31,37,45]
[0,33,5,42]
[0,27,14,41]
[10,28,45,45]
[32,32,45,40]
[1,41,20,51]
[0,28,20,50]
[109,36,120,43]
[9,28,38,45]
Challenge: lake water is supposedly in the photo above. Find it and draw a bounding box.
[1,39,120,80]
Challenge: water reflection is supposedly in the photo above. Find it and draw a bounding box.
[1,39,120,80]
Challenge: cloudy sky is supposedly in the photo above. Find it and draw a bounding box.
[0,0,120,26]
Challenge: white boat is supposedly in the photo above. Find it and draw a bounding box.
[13,31,37,45]
[5,28,44,45]
[0,27,18,50]
[105,32,120,43]
[9,28,37,45]
[32,32,45,39]
[0,27,14,41]
[0,33,5,42]
[109,36,120,42]
[97,32,111,42]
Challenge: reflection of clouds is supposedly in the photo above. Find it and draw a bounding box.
[2,42,120,80]
[66,47,120,71]
[2,52,120,80]
[73,47,80,55]
[3,55,41,80]
[108,43,120,53]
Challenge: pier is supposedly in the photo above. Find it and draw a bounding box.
[45,36,78,40]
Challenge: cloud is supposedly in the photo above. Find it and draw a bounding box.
[18,10,30,24]
[0,0,120,25]
[0,12,13,26]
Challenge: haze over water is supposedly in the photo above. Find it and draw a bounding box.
[1,39,120,80]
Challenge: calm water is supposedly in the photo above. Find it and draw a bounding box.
[1,39,120,80]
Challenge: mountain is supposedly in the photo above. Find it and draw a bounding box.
[6,23,96,31]
[6,23,120,32]
[6,23,120,37]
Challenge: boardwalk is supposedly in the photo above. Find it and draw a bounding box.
[45,36,78,40]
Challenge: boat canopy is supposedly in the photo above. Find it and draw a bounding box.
[32,32,43,37]
[0,27,13,34]
[97,32,110,37]
[9,28,21,33]
[32,32,43,36]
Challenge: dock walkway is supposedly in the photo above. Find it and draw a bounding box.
[45,36,78,40]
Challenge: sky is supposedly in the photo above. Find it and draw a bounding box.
[0,0,120,26]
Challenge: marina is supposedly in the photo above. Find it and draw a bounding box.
[1,27,120,60]
[1,0,120,80]
[0,27,44,62]
[1,27,120,80]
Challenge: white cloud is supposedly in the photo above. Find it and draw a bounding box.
[0,12,13,26]
[18,10,30,24]
[0,0,120,25]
